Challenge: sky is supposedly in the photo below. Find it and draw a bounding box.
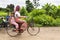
[0,0,60,8]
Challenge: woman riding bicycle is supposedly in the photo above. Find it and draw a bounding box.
[14,5,27,32]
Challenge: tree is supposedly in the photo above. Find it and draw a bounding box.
[0,8,2,11]
[20,7,28,16]
[26,0,34,12]
[42,3,51,15]
[6,4,14,12]
[6,4,14,15]
[33,0,40,8]
[42,3,58,19]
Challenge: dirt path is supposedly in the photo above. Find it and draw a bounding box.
[0,27,60,40]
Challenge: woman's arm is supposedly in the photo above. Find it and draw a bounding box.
[16,14,26,18]
[19,16,26,18]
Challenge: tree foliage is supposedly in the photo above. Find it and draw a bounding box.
[27,3,60,26]
[6,4,14,12]
[26,0,34,12]
[20,7,28,16]
[33,0,40,8]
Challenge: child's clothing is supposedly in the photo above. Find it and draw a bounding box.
[10,16,18,29]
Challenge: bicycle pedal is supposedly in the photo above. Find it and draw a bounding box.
[12,29,19,32]
[12,29,16,32]
[19,29,24,33]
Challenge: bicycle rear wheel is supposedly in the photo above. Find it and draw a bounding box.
[6,24,19,37]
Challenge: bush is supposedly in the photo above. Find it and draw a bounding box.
[29,9,46,17]
[55,18,60,26]
[27,9,57,26]
[27,9,46,22]
[33,14,55,26]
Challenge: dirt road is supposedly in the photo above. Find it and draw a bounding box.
[0,27,60,40]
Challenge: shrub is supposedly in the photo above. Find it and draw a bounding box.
[29,9,46,17]
[55,18,60,26]
[33,14,55,26]
[27,9,60,26]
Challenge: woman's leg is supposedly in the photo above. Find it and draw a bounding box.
[16,19,27,31]
[18,20,27,31]
[21,22,27,31]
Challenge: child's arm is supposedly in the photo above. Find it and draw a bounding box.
[8,17,11,23]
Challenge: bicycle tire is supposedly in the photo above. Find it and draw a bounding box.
[27,26,40,36]
[27,19,40,36]
[6,24,19,37]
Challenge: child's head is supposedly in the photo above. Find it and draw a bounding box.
[11,12,14,17]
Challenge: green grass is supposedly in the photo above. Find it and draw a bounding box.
[0,11,7,16]
[0,11,7,23]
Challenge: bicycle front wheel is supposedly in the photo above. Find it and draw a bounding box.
[27,27,40,36]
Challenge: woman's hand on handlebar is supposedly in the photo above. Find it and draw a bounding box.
[23,16,27,18]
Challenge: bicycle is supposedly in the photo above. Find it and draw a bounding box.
[5,16,40,37]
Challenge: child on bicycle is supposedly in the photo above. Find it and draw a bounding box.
[9,12,19,31]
